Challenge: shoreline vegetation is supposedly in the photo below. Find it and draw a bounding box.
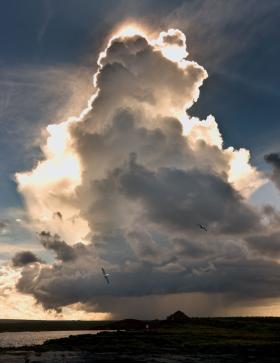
[1,312,280,362]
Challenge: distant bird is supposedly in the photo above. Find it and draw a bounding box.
[197,223,207,232]
[101,267,110,284]
[53,211,63,221]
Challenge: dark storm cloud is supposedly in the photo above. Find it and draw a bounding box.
[265,153,280,190]
[16,253,280,312]
[126,230,162,262]
[39,231,77,262]
[12,251,43,267]
[111,155,259,234]
[173,237,213,259]
[246,232,280,258]
[14,27,280,318]
[73,109,228,182]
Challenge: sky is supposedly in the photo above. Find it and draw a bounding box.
[0,0,280,320]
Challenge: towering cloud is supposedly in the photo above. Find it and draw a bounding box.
[13,26,280,317]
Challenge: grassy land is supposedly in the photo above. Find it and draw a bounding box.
[40,317,280,353]
[40,318,280,361]
[2,317,280,362]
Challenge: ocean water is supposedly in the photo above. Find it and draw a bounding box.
[0,330,103,348]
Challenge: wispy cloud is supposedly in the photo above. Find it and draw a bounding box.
[37,0,54,48]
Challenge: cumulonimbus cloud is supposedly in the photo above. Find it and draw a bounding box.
[13,26,280,317]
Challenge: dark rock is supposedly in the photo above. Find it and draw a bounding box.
[166,311,190,322]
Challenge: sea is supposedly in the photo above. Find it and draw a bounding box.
[0,330,103,348]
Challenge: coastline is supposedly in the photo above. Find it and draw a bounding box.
[1,317,280,362]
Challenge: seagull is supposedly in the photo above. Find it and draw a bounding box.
[101,267,110,284]
[53,211,63,221]
[197,223,207,232]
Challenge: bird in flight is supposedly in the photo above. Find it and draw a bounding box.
[197,223,207,232]
[53,211,63,221]
[101,267,110,284]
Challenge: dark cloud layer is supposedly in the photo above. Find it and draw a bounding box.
[247,232,280,258]
[16,252,280,312]
[12,251,42,267]
[114,156,259,234]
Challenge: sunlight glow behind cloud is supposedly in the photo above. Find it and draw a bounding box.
[9,24,274,319]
